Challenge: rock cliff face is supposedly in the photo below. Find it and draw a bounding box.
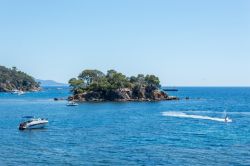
[69,87,179,102]
[0,65,40,92]
[0,83,40,92]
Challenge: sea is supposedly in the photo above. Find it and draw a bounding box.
[0,87,249,166]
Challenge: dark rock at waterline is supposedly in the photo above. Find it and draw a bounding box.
[68,88,179,102]
[54,98,66,101]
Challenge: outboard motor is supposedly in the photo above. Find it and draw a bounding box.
[19,123,26,130]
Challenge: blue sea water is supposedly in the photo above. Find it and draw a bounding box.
[0,87,250,166]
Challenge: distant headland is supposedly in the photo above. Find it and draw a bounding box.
[0,66,40,92]
[68,69,179,102]
[36,79,68,87]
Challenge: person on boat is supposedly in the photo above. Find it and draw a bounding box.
[225,115,229,122]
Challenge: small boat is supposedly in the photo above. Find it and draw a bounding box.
[11,90,25,95]
[19,116,48,130]
[11,89,19,94]
[17,91,25,95]
[67,101,78,106]
[224,116,232,123]
[223,110,232,123]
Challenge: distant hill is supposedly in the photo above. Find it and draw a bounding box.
[0,66,40,92]
[36,79,68,87]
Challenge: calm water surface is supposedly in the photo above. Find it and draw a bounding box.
[0,87,250,166]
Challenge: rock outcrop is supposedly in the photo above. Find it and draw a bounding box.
[69,87,179,102]
[0,65,40,92]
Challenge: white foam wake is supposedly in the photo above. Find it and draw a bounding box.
[162,112,232,123]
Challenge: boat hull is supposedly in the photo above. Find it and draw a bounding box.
[26,123,47,129]
[19,119,48,130]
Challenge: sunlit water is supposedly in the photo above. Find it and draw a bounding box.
[0,87,250,165]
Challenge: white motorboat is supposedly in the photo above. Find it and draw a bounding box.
[11,90,25,95]
[17,91,25,95]
[19,116,48,130]
[11,89,19,94]
[67,101,78,106]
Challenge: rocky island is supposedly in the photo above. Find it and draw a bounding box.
[0,66,40,92]
[68,69,179,102]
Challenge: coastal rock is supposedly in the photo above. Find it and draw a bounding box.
[166,96,180,100]
[85,91,103,101]
[69,87,179,102]
[132,87,146,99]
[0,65,40,92]
[106,88,132,101]
[54,98,66,101]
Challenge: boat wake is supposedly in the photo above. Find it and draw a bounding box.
[162,112,232,123]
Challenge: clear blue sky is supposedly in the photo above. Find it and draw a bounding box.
[0,0,249,86]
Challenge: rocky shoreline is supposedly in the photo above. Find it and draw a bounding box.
[0,83,41,92]
[68,88,179,102]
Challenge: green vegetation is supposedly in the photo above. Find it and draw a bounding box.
[69,69,161,95]
[0,66,40,92]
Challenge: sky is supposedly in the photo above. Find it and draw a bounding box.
[0,0,249,86]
